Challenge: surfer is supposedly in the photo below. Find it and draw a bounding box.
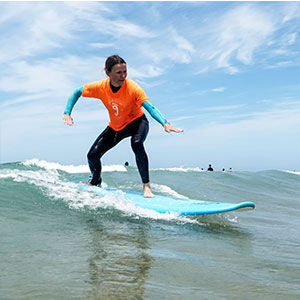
[207,164,214,171]
[63,55,183,198]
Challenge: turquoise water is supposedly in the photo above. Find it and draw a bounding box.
[1,159,300,299]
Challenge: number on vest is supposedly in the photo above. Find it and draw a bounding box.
[112,103,119,116]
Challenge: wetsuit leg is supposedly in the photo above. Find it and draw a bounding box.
[87,126,121,185]
[87,115,150,186]
[130,115,150,184]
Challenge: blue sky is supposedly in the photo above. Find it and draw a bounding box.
[1,1,300,171]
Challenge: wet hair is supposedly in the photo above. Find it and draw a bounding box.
[105,55,126,72]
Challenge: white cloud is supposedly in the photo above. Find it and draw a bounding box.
[211,87,225,93]
[134,26,195,72]
[168,29,195,64]
[129,64,164,79]
[66,2,155,39]
[286,32,297,45]
[0,1,154,65]
[110,20,155,38]
[0,56,106,94]
[0,92,52,109]
[201,104,245,113]
[281,2,300,23]
[187,3,299,74]
[90,42,115,49]
[0,3,76,63]
[200,4,277,73]
[184,101,300,144]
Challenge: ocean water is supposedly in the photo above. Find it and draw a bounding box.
[1,159,300,300]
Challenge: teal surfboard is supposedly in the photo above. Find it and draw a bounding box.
[73,183,255,216]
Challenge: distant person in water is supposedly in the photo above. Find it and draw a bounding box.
[124,162,129,167]
[63,55,183,198]
[228,168,233,172]
[222,168,226,172]
[207,164,214,171]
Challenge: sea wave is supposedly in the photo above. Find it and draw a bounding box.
[0,159,200,224]
[285,170,300,175]
[4,159,298,225]
[154,166,205,172]
[22,158,127,173]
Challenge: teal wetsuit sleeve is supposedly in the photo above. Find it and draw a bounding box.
[142,101,168,126]
[64,86,84,115]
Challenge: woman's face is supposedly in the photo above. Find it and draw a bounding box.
[106,63,127,87]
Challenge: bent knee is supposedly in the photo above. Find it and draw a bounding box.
[131,140,144,152]
[87,149,97,161]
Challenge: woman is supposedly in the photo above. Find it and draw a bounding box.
[63,55,183,197]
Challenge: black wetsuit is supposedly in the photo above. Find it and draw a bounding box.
[88,114,150,185]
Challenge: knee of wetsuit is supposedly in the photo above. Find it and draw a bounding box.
[87,150,96,161]
[131,139,144,153]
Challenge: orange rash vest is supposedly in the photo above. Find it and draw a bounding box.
[82,78,149,131]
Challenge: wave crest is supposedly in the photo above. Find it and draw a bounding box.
[22,158,127,173]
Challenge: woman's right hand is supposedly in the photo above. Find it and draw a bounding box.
[63,114,74,126]
[163,123,184,133]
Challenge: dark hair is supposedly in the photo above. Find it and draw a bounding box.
[105,55,126,72]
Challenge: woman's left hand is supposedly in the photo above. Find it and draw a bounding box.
[164,123,184,133]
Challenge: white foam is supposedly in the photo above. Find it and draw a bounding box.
[154,166,205,172]
[22,158,127,173]
[58,182,199,223]
[0,166,198,224]
[285,170,300,175]
[0,167,61,195]
[70,183,187,221]
[151,183,188,199]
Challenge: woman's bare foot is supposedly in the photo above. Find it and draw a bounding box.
[143,183,154,198]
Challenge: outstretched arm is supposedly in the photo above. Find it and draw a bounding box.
[63,86,83,126]
[142,101,183,133]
